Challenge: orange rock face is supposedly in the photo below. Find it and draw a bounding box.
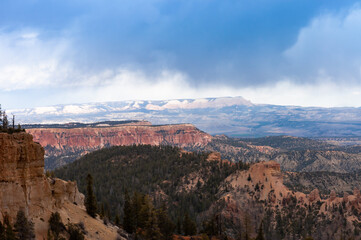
[0,132,85,238]
[27,124,213,168]
[0,132,122,239]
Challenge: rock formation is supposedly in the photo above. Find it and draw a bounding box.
[206,161,361,240]
[0,132,120,239]
[27,123,213,169]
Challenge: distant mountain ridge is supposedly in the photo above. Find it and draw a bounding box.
[26,122,212,169]
[11,96,361,137]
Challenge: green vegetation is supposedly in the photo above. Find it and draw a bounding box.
[240,135,335,151]
[47,211,84,240]
[14,209,35,240]
[54,145,248,237]
[0,105,24,134]
[85,174,97,218]
[122,191,175,240]
[0,210,34,240]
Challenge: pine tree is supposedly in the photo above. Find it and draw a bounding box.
[3,215,16,240]
[255,221,265,240]
[67,224,84,240]
[0,220,5,240]
[2,111,8,130]
[177,216,182,234]
[123,190,135,233]
[115,214,121,227]
[49,212,65,237]
[203,216,217,238]
[138,195,152,229]
[156,203,175,240]
[85,174,97,218]
[144,209,162,240]
[183,212,197,236]
[132,191,143,228]
[14,209,35,240]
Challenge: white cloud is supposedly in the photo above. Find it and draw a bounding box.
[284,4,361,83]
[0,29,73,91]
[237,80,361,107]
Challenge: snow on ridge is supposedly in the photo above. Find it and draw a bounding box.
[9,96,253,117]
[62,105,100,115]
[145,96,253,110]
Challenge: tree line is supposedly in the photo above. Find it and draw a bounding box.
[0,105,24,133]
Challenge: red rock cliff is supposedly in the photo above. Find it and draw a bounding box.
[27,123,213,168]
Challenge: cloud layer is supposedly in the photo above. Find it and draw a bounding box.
[0,0,361,108]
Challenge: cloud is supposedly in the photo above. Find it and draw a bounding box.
[237,80,361,107]
[284,4,361,84]
[2,1,361,108]
[0,28,71,90]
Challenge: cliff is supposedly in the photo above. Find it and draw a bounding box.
[0,132,120,239]
[26,123,213,169]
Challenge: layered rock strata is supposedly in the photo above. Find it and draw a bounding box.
[0,132,119,239]
[27,123,213,169]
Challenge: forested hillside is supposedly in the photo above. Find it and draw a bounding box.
[54,145,361,239]
[54,145,248,227]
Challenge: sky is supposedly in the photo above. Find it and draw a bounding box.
[1,0,361,108]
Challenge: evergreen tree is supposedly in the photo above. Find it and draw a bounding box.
[123,190,135,233]
[2,111,8,130]
[203,216,217,238]
[0,220,5,240]
[67,224,84,240]
[3,215,16,240]
[183,212,197,236]
[138,195,152,229]
[156,203,175,240]
[49,212,65,237]
[115,214,121,227]
[255,221,265,240]
[47,229,55,240]
[85,174,97,218]
[14,209,35,240]
[176,216,182,234]
[132,191,143,228]
[144,209,162,240]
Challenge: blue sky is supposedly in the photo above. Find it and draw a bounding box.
[1,0,361,108]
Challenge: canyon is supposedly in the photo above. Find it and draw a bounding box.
[25,122,361,173]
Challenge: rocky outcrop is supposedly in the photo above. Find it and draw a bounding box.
[207,161,361,240]
[308,189,321,202]
[27,123,213,169]
[0,132,119,239]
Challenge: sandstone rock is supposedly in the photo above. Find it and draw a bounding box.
[207,152,222,162]
[27,123,213,168]
[330,190,337,201]
[0,132,117,240]
[343,192,349,203]
[308,189,320,203]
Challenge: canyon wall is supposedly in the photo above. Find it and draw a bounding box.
[0,132,120,239]
[27,124,213,169]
